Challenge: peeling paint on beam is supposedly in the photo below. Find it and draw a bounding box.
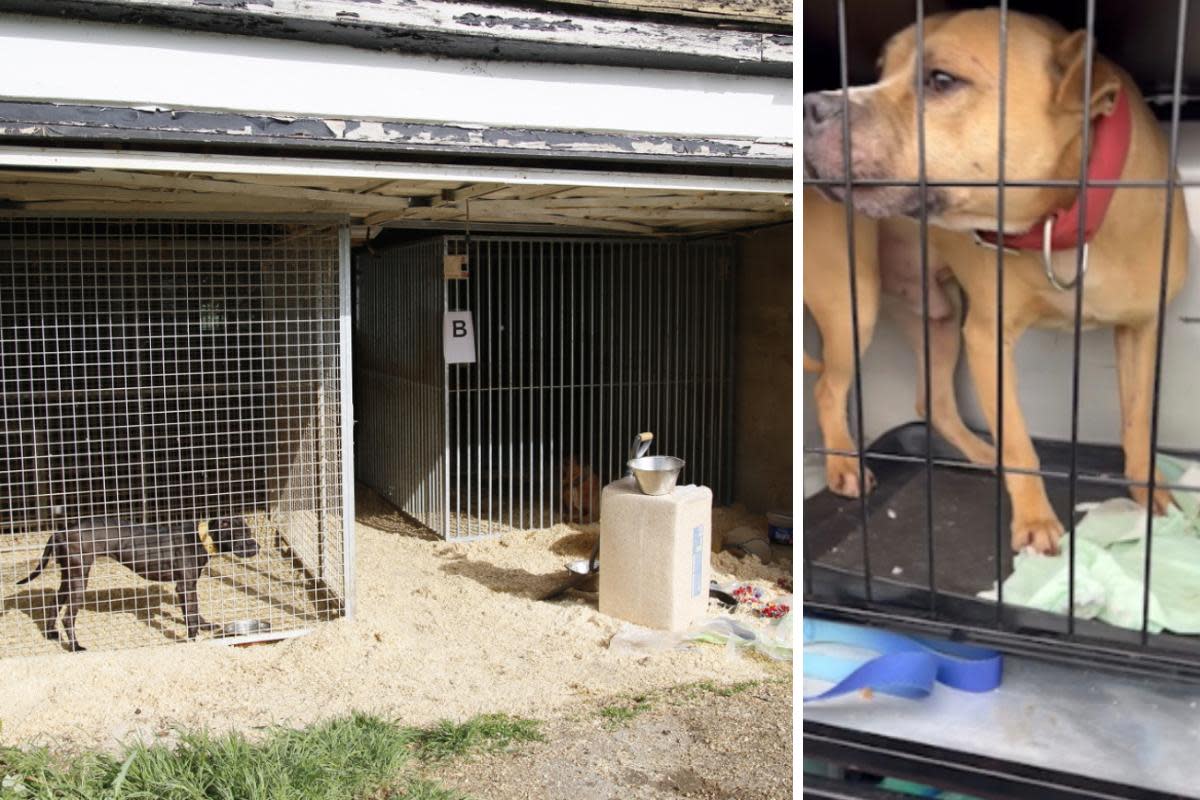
[0,102,793,167]
[531,0,791,26]
[4,0,791,77]
[1,15,791,141]
[454,12,582,32]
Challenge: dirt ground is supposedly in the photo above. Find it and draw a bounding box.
[0,512,329,656]
[0,486,792,752]
[426,679,794,800]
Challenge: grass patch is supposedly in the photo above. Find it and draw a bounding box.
[369,778,466,800]
[0,712,541,800]
[0,713,410,800]
[408,715,543,763]
[692,680,760,697]
[598,695,653,726]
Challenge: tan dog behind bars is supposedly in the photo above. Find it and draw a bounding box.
[804,9,1190,553]
[804,187,995,497]
[561,456,600,522]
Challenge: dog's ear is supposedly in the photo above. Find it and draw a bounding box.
[877,24,915,80]
[1054,30,1121,118]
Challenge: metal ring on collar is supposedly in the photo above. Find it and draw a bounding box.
[1043,216,1088,292]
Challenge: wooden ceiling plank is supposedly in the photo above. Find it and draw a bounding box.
[0,170,412,212]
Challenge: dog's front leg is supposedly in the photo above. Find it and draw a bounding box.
[963,313,1063,554]
[807,265,881,499]
[1115,322,1175,514]
[811,315,878,497]
[176,579,206,640]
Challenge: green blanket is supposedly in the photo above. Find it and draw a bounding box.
[979,455,1200,634]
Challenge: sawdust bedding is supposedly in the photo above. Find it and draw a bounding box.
[0,512,326,657]
[0,488,791,753]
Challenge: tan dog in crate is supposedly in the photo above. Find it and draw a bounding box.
[804,8,1191,553]
[804,187,996,497]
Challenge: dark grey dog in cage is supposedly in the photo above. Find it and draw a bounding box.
[17,516,259,652]
[804,9,1190,554]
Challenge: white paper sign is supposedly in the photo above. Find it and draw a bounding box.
[444,311,476,364]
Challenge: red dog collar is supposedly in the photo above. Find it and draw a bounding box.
[975,87,1131,252]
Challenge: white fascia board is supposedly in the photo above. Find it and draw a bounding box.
[0,14,794,142]
[0,146,795,194]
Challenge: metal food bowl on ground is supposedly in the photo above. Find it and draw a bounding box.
[220,619,272,638]
[627,455,686,496]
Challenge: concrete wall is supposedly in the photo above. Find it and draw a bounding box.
[733,223,793,514]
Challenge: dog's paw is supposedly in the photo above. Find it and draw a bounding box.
[68,643,86,653]
[1130,485,1175,517]
[1011,516,1064,555]
[44,629,59,641]
[826,456,875,498]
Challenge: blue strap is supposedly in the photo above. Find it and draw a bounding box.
[803,617,1003,702]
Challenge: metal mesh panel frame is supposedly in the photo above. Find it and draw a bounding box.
[0,215,354,657]
[355,234,736,540]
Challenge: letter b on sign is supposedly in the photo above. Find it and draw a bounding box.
[444,311,476,364]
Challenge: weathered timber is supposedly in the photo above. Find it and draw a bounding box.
[2,0,791,76]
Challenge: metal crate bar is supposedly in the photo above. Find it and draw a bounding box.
[804,0,1198,676]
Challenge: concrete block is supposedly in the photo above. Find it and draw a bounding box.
[598,477,713,631]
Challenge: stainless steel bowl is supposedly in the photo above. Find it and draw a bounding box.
[221,619,272,638]
[627,455,685,496]
[566,559,593,575]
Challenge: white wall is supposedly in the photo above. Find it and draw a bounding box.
[803,122,1200,495]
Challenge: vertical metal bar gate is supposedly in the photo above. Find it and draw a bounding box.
[355,234,736,540]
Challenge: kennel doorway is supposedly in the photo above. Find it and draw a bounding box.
[0,217,353,657]
[354,235,735,540]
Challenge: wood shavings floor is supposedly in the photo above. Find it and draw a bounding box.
[0,487,791,752]
[0,513,330,657]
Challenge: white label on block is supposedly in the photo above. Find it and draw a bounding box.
[444,311,476,364]
[692,525,703,597]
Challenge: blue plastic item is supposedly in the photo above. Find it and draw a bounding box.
[803,617,1003,702]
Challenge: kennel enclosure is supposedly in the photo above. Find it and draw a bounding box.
[0,217,353,656]
[354,235,735,540]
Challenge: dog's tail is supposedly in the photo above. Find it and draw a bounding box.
[17,538,54,585]
[803,352,823,374]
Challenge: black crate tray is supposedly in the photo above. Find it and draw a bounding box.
[804,422,1200,673]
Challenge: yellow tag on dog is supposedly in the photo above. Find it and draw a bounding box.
[197,520,218,556]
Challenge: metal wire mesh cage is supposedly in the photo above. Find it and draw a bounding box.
[355,235,736,540]
[0,217,352,656]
